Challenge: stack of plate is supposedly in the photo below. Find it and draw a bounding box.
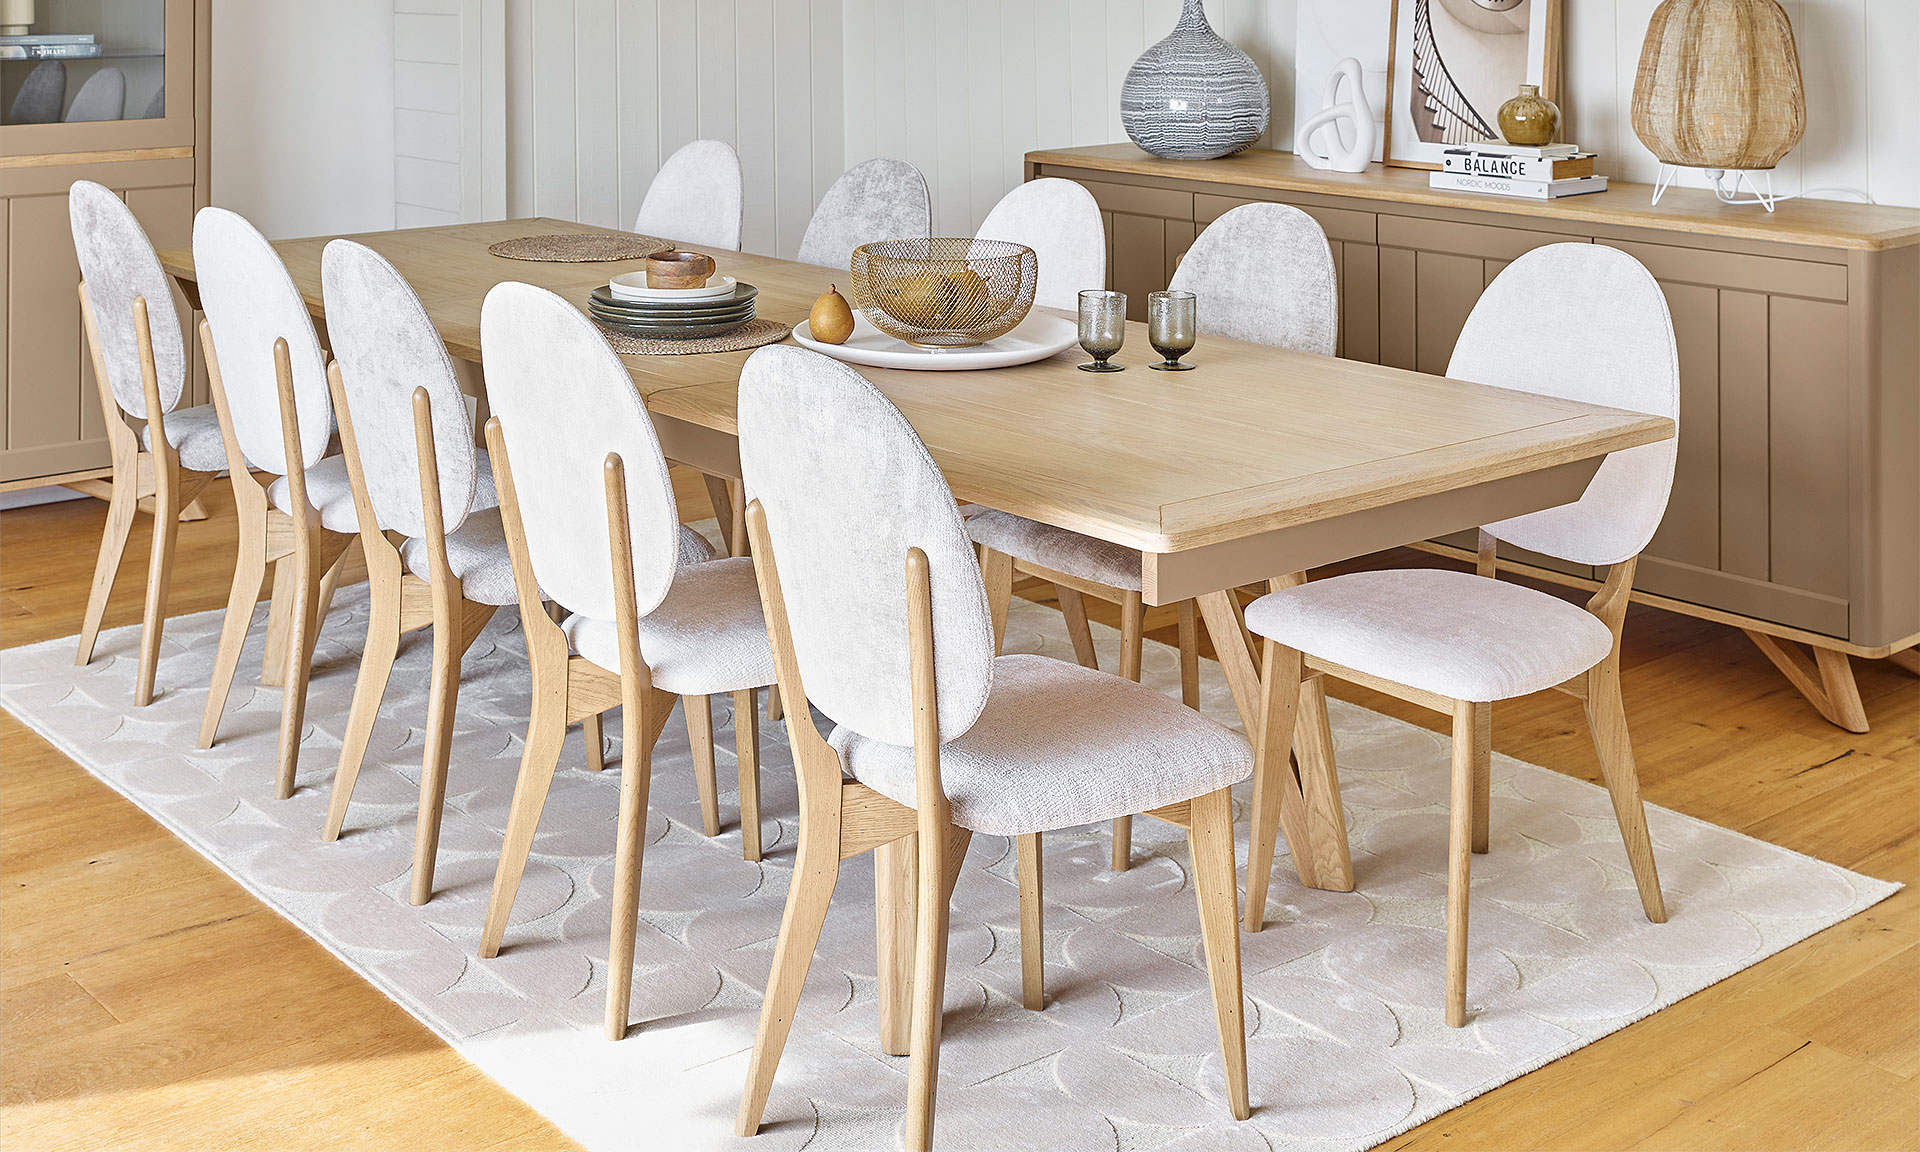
[588,277,758,339]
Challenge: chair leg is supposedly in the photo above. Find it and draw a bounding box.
[76,471,140,669]
[410,603,464,906]
[1188,786,1250,1120]
[875,834,917,1056]
[905,821,967,1152]
[273,545,326,801]
[582,713,606,771]
[314,535,357,624]
[1469,702,1492,853]
[1017,831,1044,1010]
[736,807,845,1136]
[198,506,269,750]
[980,546,1013,654]
[606,689,661,1040]
[732,688,763,862]
[1111,592,1146,872]
[1445,700,1476,1027]
[479,699,570,958]
[1177,599,1201,710]
[686,694,721,837]
[1585,667,1666,924]
[324,561,402,841]
[1055,585,1099,670]
[260,556,295,688]
[1245,641,1308,932]
[133,460,181,706]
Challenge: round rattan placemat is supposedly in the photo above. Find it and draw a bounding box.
[594,317,793,356]
[487,232,672,262]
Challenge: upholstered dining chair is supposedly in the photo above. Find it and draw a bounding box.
[795,157,931,271]
[1241,243,1676,1027]
[733,344,1252,1151]
[68,181,221,705]
[193,206,358,801]
[974,177,1106,312]
[477,280,776,1040]
[64,66,125,121]
[634,139,743,252]
[968,201,1338,869]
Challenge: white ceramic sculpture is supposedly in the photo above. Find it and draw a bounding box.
[1296,57,1375,173]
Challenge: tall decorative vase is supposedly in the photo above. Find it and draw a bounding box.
[1120,0,1271,160]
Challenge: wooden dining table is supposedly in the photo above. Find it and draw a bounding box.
[158,215,1673,894]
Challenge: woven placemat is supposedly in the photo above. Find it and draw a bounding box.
[487,232,671,262]
[594,316,792,356]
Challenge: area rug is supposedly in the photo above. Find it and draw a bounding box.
[0,533,1897,1152]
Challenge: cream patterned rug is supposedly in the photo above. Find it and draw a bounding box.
[0,536,1896,1152]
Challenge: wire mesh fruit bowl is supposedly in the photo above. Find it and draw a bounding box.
[849,237,1038,348]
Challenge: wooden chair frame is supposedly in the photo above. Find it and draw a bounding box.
[196,322,358,799]
[319,373,499,904]
[476,419,765,1042]
[977,546,1202,872]
[736,501,1250,1150]
[74,285,217,706]
[1244,531,1667,1026]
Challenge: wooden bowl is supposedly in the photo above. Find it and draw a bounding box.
[645,250,716,290]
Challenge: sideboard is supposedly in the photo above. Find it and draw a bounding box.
[1028,144,1920,732]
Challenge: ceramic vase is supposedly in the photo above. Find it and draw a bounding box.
[1120,0,1270,160]
[1497,84,1560,147]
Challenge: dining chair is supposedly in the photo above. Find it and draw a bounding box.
[634,139,743,252]
[795,158,931,271]
[1240,243,1676,1027]
[193,206,358,800]
[476,280,776,1040]
[733,344,1252,1150]
[68,181,222,706]
[974,177,1106,312]
[64,66,125,122]
[968,201,1337,869]
[9,60,65,123]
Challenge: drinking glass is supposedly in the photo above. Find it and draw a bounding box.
[1077,290,1126,373]
[1147,290,1197,371]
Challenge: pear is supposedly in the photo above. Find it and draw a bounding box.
[810,284,856,344]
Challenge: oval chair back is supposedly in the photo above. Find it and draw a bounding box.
[479,281,679,622]
[796,158,931,272]
[1169,202,1338,355]
[738,344,993,746]
[634,139,744,252]
[192,206,331,477]
[69,180,187,420]
[1456,243,1680,567]
[975,178,1107,313]
[64,66,124,121]
[320,239,479,539]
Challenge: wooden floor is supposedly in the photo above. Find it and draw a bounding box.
[3,479,1915,1151]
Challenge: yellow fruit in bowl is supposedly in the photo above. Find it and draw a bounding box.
[809,285,855,344]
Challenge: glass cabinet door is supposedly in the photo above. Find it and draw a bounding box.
[2,0,171,127]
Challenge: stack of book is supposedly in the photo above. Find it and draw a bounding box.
[1430,143,1607,200]
[0,33,102,60]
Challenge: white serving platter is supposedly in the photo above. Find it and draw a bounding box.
[792,311,1078,371]
[608,273,738,302]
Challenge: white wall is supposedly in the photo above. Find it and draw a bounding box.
[212,0,396,240]
[424,0,1917,248]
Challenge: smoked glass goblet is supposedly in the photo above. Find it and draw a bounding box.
[1077,290,1126,373]
[1147,290,1196,371]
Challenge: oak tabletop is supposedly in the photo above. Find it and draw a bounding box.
[158,216,1672,557]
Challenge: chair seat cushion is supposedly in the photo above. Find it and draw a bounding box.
[963,506,1142,592]
[562,556,776,696]
[1242,569,1615,704]
[400,506,517,606]
[140,404,228,473]
[270,447,502,536]
[829,653,1251,837]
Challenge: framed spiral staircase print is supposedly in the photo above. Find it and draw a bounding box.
[1384,0,1561,169]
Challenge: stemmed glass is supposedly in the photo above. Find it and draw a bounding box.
[1147,290,1197,371]
[1077,290,1126,372]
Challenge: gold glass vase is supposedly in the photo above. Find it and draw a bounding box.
[1497,84,1560,147]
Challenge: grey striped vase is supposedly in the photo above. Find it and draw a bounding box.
[1120,0,1270,160]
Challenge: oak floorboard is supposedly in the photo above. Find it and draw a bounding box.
[2,492,1913,1151]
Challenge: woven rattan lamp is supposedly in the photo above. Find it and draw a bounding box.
[1631,0,1805,209]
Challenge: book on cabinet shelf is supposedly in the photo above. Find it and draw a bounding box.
[1442,149,1596,181]
[1429,171,1610,200]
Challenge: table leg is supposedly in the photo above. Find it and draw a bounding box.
[1195,588,1353,893]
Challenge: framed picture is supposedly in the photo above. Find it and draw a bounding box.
[1292,0,1392,167]
[1384,0,1562,170]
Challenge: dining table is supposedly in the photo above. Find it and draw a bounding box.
[157,215,1675,895]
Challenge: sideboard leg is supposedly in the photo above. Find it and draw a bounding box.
[1887,647,1920,676]
[1743,630,1871,734]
